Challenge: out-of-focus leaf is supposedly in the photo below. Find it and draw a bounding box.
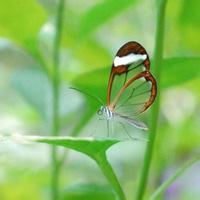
[179,0,200,51]
[11,68,82,123]
[0,0,47,57]
[78,0,139,38]
[38,21,111,74]
[72,40,111,70]
[29,136,125,200]
[0,39,38,68]
[61,184,116,200]
[72,57,200,97]
[155,0,167,7]
[161,57,200,88]
[11,68,50,119]
[72,67,109,104]
[149,156,200,200]
[180,0,200,26]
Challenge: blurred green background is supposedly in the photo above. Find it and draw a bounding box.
[0,0,200,200]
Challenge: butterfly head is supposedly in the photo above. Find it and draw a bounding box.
[97,106,114,120]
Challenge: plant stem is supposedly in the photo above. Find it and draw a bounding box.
[96,153,126,200]
[51,0,65,200]
[149,156,200,200]
[135,0,168,199]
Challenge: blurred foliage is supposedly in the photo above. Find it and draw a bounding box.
[0,162,49,200]
[11,68,50,118]
[0,0,47,58]
[179,0,200,51]
[78,0,139,38]
[61,184,116,200]
[0,0,200,199]
[161,57,200,87]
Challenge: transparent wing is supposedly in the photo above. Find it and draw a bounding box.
[114,113,148,130]
[109,61,145,103]
[110,117,148,141]
[110,63,156,117]
[81,112,148,141]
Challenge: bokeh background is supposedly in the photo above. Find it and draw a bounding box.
[0,0,200,200]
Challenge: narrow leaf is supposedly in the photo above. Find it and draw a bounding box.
[161,57,200,87]
[149,156,200,200]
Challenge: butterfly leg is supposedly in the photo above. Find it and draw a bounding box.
[107,120,110,137]
[107,119,114,138]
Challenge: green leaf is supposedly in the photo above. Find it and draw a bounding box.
[79,0,139,38]
[11,68,82,123]
[11,68,50,119]
[179,0,200,27]
[72,57,200,96]
[29,136,126,200]
[178,0,200,51]
[72,67,109,104]
[155,0,167,7]
[0,0,47,57]
[32,136,118,161]
[161,57,200,87]
[61,184,116,200]
[149,156,200,200]
[0,39,39,68]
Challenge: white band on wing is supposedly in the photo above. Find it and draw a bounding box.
[113,53,147,67]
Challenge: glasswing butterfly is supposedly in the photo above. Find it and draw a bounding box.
[73,41,157,139]
[96,41,157,137]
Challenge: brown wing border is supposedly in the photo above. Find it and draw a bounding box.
[106,41,151,105]
[107,71,157,113]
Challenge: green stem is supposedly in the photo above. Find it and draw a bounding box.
[149,157,200,200]
[135,0,168,200]
[51,0,65,200]
[96,153,126,200]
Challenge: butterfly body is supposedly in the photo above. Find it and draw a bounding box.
[98,106,114,120]
[97,105,148,131]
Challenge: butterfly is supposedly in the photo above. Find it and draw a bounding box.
[97,41,157,136]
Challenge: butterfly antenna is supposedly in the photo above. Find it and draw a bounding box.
[70,87,104,105]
